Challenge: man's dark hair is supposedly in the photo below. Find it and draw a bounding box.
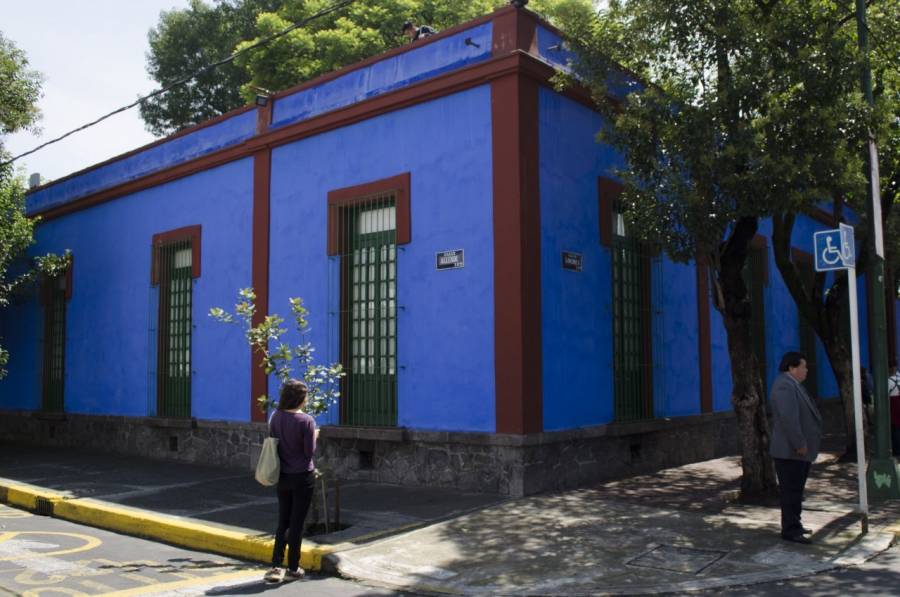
[778,351,807,372]
[278,379,308,411]
[402,20,414,33]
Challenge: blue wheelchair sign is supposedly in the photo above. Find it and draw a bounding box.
[814,223,855,271]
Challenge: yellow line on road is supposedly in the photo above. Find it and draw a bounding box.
[93,569,261,597]
[0,532,102,561]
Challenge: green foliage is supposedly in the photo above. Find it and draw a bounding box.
[140,0,284,136]
[142,0,589,133]
[0,32,42,140]
[0,32,69,380]
[556,0,894,264]
[210,288,345,415]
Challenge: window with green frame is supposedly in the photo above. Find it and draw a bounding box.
[339,199,398,427]
[152,226,200,419]
[611,202,654,422]
[41,270,69,413]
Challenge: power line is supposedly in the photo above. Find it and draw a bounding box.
[1,0,357,168]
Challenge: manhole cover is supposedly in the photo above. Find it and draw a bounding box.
[626,544,728,574]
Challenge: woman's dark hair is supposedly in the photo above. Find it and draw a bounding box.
[278,379,308,411]
[778,351,806,372]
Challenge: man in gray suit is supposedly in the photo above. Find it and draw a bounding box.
[770,351,822,544]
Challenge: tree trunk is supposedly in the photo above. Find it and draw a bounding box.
[714,217,777,501]
[771,212,862,457]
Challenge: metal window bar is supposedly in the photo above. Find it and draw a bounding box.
[612,206,654,422]
[41,275,66,412]
[337,194,397,427]
[156,239,193,418]
[743,246,768,394]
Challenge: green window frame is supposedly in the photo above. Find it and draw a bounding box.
[41,269,70,413]
[340,199,398,427]
[611,203,654,422]
[152,226,200,419]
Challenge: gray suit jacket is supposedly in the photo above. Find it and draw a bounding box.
[770,372,822,462]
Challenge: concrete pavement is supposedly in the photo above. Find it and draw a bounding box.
[1,441,899,595]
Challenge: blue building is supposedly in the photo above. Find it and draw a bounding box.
[1,6,891,495]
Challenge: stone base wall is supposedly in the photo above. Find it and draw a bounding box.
[0,400,848,497]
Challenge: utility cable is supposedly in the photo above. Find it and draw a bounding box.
[1,0,357,168]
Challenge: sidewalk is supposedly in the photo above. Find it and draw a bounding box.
[1,441,898,595]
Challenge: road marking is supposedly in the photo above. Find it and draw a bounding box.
[0,532,101,561]
[121,573,159,585]
[93,569,261,597]
[0,506,32,519]
[79,579,117,592]
[22,588,89,596]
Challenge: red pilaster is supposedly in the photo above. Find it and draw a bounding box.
[491,7,542,435]
[251,149,271,422]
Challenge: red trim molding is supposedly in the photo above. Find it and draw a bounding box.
[256,101,273,135]
[696,255,712,413]
[492,6,537,55]
[150,225,201,285]
[597,177,622,248]
[250,150,272,423]
[326,173,412,256]
[491,68,542,435]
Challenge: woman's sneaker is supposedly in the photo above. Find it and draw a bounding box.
[264,567,285,583]
[285,568,305,582]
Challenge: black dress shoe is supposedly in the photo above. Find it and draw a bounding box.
[782,533,813,544]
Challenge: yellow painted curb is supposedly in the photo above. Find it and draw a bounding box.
[0,478,333,571]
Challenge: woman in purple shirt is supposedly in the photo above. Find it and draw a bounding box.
[264,379,318,583]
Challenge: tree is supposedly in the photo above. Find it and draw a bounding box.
[0,32,68,379]
[140,0,285,136]
[554,0,896,499]
[142,0,588,134]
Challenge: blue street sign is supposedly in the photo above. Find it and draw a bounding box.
[814,224,855,271]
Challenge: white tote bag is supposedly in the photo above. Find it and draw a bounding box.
[255,433,280,486]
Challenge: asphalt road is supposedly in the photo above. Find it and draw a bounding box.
[0,504,411,596]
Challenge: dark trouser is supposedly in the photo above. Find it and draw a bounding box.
[892,426,900,457]
[271,471,315,571]
[774,458,812,538]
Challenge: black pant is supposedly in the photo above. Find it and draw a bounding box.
[271,471,315,571]
[774,458,811,538]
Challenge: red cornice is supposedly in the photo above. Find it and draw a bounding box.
[34,52,534,222]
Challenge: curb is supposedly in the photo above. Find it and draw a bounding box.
[0,477,333,571]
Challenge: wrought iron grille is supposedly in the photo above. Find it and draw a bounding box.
[612,207,655,422]
[156,240,192,418]
[42,274,66,412]
[335,195,398,427]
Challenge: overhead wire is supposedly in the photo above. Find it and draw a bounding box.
[1,0,358,168]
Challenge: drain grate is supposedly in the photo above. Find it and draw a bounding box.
[34,496,55,516]
[626,544,728,575]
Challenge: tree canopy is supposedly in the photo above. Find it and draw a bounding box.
[140,0,592,134]
[555,0,899,496]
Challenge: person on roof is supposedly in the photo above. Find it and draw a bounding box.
[402,20,437,43]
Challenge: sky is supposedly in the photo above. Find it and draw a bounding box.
[3,0,192,182]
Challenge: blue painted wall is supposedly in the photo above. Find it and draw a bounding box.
[538,89,615,430]
[538,88,704,430]
[1,160,254,420]
[272,23,492,130]
[27,112,258,216]
[267,86,495,432]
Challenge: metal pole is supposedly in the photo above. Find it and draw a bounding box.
[848,267,869,531]
[855,0,900,499]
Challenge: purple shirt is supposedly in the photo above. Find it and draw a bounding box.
[269,409,316,474]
